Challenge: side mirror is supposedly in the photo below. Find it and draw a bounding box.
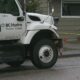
[17,16,24,21]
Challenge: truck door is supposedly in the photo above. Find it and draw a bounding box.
[0,0,25,40]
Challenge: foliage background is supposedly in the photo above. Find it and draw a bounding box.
[26,0,39,12]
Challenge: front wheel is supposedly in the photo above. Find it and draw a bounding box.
[31,39,58,69]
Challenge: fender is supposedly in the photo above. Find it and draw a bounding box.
[19,28,59,44]
[19,22,59,44]
[49,28,59,38]
[19,30,39,44]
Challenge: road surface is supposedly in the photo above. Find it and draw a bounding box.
[0,57,80,80]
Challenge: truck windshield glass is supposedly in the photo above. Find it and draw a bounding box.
[0,0,19,16]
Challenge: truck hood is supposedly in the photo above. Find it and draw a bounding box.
[26,13,57,30]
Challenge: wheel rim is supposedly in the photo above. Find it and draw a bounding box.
[39,45,54,63]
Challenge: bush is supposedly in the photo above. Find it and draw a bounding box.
[26,0,39,12]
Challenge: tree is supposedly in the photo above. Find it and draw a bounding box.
[26,0,39,12]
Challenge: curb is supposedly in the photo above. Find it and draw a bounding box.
[59,54,80,58]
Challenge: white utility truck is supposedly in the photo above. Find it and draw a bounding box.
[0,0,63,69]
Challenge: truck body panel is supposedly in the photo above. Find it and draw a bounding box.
[0,0,25,40]
[0,0,63,68]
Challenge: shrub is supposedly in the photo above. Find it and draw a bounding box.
[26,0,39,12]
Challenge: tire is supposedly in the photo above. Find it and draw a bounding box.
[6,61,24,67]
[31,39,58,69]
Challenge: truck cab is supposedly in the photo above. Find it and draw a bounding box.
[0,0,25,40]
[0,0,63,69]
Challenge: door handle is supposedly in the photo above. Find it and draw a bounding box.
[17,17,24,21]
[27,22,31,23]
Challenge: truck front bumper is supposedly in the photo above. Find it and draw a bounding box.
[54,39,63,56]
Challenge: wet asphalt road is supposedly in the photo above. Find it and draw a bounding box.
[0,57,80,80]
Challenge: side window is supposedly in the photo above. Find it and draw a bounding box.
[28,15,41,21]
[0,0,19,16]
[5,0,19,16]
[0,0,6,13]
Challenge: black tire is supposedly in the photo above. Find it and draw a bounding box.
[31,39,58,69]
[6,61,24,67]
